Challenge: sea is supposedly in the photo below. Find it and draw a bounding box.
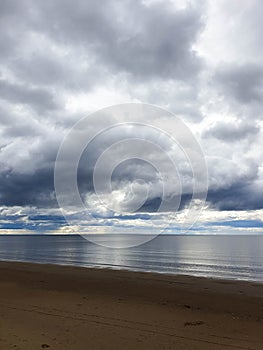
[0,234,263,282]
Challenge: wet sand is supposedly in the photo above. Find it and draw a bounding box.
[0,261,262,349]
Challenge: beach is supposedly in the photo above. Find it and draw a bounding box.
[0,261,262,350]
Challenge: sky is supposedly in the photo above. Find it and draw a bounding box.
[0,0,263,236]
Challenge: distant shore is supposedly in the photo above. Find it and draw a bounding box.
[0,261,262,349]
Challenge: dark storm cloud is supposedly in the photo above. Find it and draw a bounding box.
[0,167,56,207]
[11,52,106,92]
[0,78,59,112]
[207,182,263,211]
[214,63,263,105]
[0,116,261,212]
[137,193,193,212]
[204,152,261,211]
[203,120,259,142]
[1,0,204,86]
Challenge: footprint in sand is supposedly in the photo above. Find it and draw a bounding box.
[184,321,205,327]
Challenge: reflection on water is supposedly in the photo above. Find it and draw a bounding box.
[0,234,263,282]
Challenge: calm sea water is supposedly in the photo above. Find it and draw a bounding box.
[0,234,263,282]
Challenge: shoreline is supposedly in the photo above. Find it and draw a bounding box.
[1,257,263,284]
[0,261,262,349]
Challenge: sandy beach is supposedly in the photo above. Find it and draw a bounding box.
[0,261,262,350]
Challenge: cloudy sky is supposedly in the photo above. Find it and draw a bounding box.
[0,0,263,236]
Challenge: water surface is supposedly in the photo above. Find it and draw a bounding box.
[0,234,263,282]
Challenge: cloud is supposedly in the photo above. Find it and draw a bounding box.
[0,78,59,112]
[196,0,263,65]
[0,0,205,94]
[203,120,260,142]
[0,168,56,207]
[0,0,263,233]
[207,182,263,211]
[214,63,263,105]
[31,0,204,81]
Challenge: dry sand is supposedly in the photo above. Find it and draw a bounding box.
[0,261,262,349]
